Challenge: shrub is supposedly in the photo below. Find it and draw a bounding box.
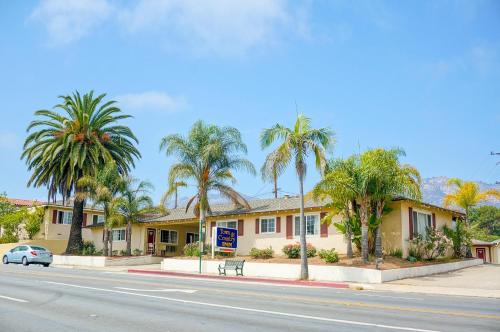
[409,228,451,261]
[133,248,142,256]
[112,250,118,256]
[119,249,128,256]
[81,241,96,256]
[443,221,471,258]
[250,247,274,259]
[387,248,403,258]
[318,249,339,263]
[183,242,200,257]
[282,243,316,258]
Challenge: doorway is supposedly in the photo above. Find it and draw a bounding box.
[147,228,156,255]
[186,232,199,244]
[476,248,486,262]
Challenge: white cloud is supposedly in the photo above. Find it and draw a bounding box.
[115,91,186,113]
[30,0,112,45]
[118,0,294,56]
[0,132,18,149]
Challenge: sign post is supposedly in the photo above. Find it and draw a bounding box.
[211,226,238,258]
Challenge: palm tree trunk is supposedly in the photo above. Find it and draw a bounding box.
[298,171,309,280]
[346,226,353,259]
[375,201,384,259]
[198,206,206,274]
[109,229,113,256]
[66,190,84,255]
[465,208,472,258]
[273,172,278,199]
[174,188,178,209]
[126,218,132,256]
[360,200,369,263]
[103,207,109,257]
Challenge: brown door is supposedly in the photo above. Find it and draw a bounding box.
[476,248,486,262]
[147,228,156,255]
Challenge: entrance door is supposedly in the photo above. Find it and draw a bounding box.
[186,232,199,244]
[476,248,486,262]
[147,228,156,255]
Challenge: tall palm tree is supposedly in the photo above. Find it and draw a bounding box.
[260,150,287,198]
[313,159,357,259]
[160,121,256,271]
[444,178,500,257]
[78,161,127,256]
[261,114,334,279]
[116,178,154,256]
[161,181,187,208]
[362,148,422,258]
[22,91,140,254]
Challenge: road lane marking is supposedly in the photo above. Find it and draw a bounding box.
[43,281,440,332]
[115,287,197,293]
[0,295,28,303]
[352,293,424,301]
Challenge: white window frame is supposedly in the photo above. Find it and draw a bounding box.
[160,229,178,245]
[216,220,237,230]
[112,229,126,242]
[260,216,276,234]
[294,214,320,237]
[412,209,432,237]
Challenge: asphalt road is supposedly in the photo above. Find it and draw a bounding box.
[0,264,498,332]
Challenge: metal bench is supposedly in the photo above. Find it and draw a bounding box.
[218,259,245,276]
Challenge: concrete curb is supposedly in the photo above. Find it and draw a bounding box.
[127,269,350,289]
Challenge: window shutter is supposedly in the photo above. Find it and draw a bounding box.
[255,218,260,234]
[52,210,58,224]
[432,213,436,229]
[286,215,293,239]
[409,207,414,240]
[320,212,328,237]
[83,213,87,227]
[276,216,281,233]
[238,219,244,236]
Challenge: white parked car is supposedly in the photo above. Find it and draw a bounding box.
[3,245,53,267]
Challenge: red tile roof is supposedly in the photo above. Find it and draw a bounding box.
[5,198,45,207]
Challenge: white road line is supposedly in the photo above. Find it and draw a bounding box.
[43,281,440,332]
[0,295,28,303]
[115,287,197,293]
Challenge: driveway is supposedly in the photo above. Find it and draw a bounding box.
[368,264,500,298]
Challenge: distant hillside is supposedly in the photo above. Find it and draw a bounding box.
[422,176,500,208]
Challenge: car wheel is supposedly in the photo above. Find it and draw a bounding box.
[22,257,29,266]
[2,256,8,264]
[43,263,50,267]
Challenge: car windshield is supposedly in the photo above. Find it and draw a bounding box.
[31,246,46,251]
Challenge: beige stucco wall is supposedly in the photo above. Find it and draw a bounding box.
[205,212,347,256]
[90,224,146,254]
[472,245,500,264]
[399,201,455,258]
[34,206,102,242]
[0,239,68,257]
[381,201,403,254]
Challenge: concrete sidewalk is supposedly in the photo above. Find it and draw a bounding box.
[358,265,500,298]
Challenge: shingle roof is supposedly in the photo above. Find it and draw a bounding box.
[5,198,45,207]
[143,196,324,223]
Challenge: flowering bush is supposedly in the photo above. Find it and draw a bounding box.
[409,228,451,261]
[318,248,339,263]
[183,242,200,257]
[282,243,317,258]
[250,247,274,259]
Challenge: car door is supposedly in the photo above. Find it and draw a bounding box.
[9,246,20,262]
[15,246,28,262]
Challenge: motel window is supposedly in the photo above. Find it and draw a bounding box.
[260,217,276,233]
[112,229,126,241]
[216,221,237,229]
[412,211,432,237]
[93,215,104,225]
[294,215,319,236]
[160,230,178,245]
[58,211,73,225]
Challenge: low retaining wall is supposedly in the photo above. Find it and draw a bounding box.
[161,258,484,283]
[53,255,162,267]
[0,240,68,257]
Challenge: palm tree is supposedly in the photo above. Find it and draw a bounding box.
[116,178,154,256]
[362,148,421,258]
[260,150,287,198]
[261,114,334,279]
[78,161,127,256]
[443,178,500,257]
[161,181,187,208]
[22,91,140,254]
[160,121,256,271]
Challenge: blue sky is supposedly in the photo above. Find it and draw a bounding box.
[0,0,499,203]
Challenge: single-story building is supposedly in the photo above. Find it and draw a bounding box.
[86,196,463,258]
[472,239,500,264]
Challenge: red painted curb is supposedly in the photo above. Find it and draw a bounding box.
[127,269,350,289]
